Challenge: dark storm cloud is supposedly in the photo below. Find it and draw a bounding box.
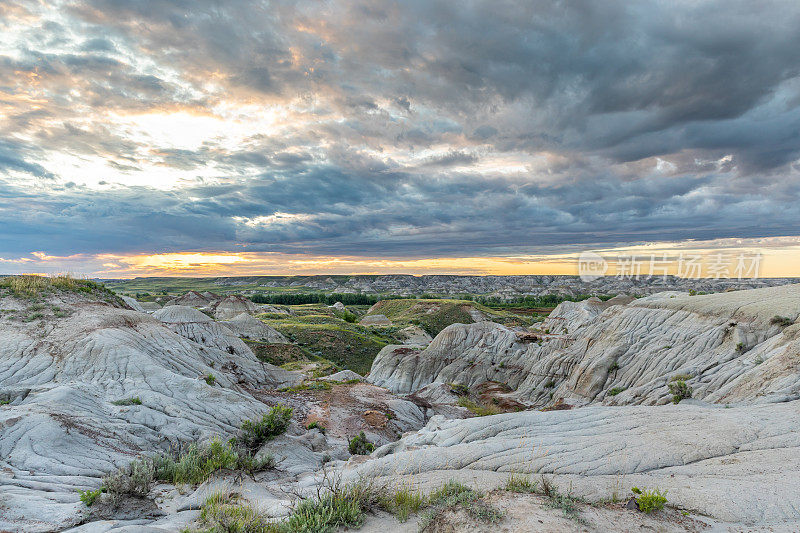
[1,0,800,260]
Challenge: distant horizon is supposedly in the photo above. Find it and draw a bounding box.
[5,272,799,281]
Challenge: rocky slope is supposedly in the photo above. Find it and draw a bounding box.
[369,284,800,407]
[343,400,800,528]
[0,291,301,531]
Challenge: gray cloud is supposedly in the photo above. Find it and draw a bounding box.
[1,0,799,262]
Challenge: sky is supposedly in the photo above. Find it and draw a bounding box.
[1,0,800,278]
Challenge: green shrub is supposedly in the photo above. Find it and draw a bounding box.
[282,479,382,532]
[770,315,794,327]
[204,374,216,386]
[668,380,692,404]
[102,456,155,500]
[449,383,470,396]
[544,380,556,388]
[348,431,375,455]
[78,488,104,506]
[306,421,326,434]
[607,387,626,396]
[236,405,293,453]
[111,397,142,406]
[338,310,358,323]
[632,487,667,513]
[105,438,276,494]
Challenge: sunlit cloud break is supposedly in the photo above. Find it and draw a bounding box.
[2,1,800,277]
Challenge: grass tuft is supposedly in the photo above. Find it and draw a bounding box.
[0,274,120,303]
[111,397,142,406]
[456,397,501,417]
[504,473,537,493]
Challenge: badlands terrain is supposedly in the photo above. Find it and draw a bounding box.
[1,276,799,532]
[104,274,797,299]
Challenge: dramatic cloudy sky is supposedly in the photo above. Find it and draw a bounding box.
[2,0,800,276]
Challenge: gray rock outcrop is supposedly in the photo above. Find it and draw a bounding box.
[153,305,253,357]
[369,284,800,407]
[222,313,289,343]
[344,401,800,527]
[0,293,299,532]
[360,314,392,326]
[211,295,261,320]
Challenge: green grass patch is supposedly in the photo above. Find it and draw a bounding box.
[111,397,142,406]
[195,489,279,532]
[0,275,121,304]
[538,475,586,523]
[420,480,503,529]
[457,397,502,417]
[306,421,326,433]
[277,380,332,393]
[607,387,626,396]
[264,317,392,375]
[380,485,426,522]
[504,473,538,493]
[250,342,313,366]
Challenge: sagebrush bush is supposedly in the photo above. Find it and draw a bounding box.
[236,405,293,453]
[770,315,794,327]
[348,431,375,455]
[103,438,275,503]
[102,456,155,502]
[283,478,384,532]
[153,439,274,485]
[668,380,692,404]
